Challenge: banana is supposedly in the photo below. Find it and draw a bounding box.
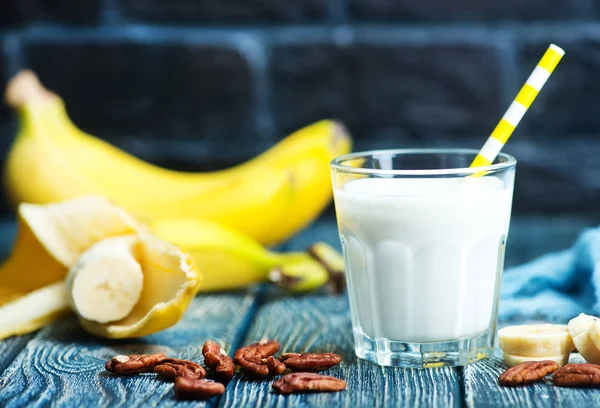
[0,282,70,339]
[66,235,144,324]
[76,232,201,339]
[0,196,141,305]
[4,71,352,246]
[586,319,600,359]
[572,332,600,364]
[568,314,600,364]
[503,353,569,368]
[568,313,597,338]
[151,219,344,293]
[498,324,575,357]
[269,257,329,293]
[0,196,202,340]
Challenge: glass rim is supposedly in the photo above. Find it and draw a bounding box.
[330,148,517,176]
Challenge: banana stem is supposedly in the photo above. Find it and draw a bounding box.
[5,70,56,108]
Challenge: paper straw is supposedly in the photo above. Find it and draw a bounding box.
[470,44,565,168]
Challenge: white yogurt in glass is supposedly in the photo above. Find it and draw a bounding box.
[334,177,513,343]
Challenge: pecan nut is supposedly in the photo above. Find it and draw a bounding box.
[553,364,600,387]
[265,356,286,376]
[105,353,167,375]
[202,340,236,380]
[154,358,206,380]
[498,361,559,386]
[234,338,282,377]
[272,372,347,394]
[174,376,225,400]
[279,352,342,372]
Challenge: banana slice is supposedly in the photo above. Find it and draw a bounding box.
[568,313,598,338]
[572,331,600,364]
[503,352,569,368]
[66,235,144,324]
[566,314,600,364]
[586,320,600,360]
[498,324,575,357]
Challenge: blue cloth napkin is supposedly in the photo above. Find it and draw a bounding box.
[499,226,600,323]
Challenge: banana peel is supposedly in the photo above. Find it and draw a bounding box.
[0,196,202,340]
[0,282,70,339]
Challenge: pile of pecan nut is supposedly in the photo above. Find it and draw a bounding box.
[499,361,600,387]
[104,338,345,400]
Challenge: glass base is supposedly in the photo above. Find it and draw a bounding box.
[354,327,494,368]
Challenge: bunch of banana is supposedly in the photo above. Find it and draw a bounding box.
[498,324,575,367]
[3,70,352,247]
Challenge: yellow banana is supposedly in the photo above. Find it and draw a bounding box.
[4,71,352,246]
[0,196,141,304]
[0,196,202,340]
[151,219,343,293]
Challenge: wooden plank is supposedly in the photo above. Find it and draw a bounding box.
[219,294,461,408]
[0,335,32,375]
[0,291,258,408]
[462,353,597,408]
[0,220,30,375]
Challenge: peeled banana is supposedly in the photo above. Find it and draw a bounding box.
[73,233,201,339]
[0,196,202,340]
[0,195,140,304]
[498,324,574,367]
[151,219,343,293]
[4,71,352,246]
[66,235,144,324]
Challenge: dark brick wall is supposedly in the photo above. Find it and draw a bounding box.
[119,0,329,24]
[0,0,101,26]
[270,38,503,146]
[0,0,598,217]
[348,0,592,21]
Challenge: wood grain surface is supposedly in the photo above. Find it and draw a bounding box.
[219,294,461,408]
[462,353,595,408]
[0,216,597,407]
[0,292,257,408]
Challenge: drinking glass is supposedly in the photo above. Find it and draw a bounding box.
[331,149,516,368]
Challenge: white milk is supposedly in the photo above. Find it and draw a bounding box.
[334,177,513,343]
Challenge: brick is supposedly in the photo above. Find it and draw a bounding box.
[23,41,259,161]
[0,0,101,27]
[0,49,9,125]
[504,139,600,215]
[118,0,327,24]
[518,40,600,138]
[270,42,503,145]
[349,0,591,21]
[0,47,16,215]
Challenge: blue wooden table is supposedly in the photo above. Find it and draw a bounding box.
[0,215,595,407]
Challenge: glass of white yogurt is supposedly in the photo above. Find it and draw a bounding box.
[331,149,516,368]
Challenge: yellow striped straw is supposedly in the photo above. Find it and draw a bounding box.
[470,44,565,168]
